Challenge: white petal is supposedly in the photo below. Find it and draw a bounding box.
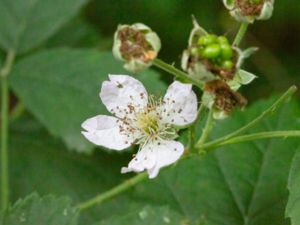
[100,75,148,118]
[81,115,132,150]
[121,140,184,179]
[162,81,198,126]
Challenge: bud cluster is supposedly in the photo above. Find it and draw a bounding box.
[191,33,237,80]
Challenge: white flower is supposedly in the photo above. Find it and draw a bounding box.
[81,75,198,178]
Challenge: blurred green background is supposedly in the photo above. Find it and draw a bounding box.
[58,0,299,101]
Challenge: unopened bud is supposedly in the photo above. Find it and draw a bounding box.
[223,0,274,23]
[113,23,161,73]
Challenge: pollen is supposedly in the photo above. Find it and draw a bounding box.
[136,111,159,135]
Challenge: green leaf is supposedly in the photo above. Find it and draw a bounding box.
[11,97,300,225]
[9,49,166,152]
[0,193,78,225]
[130,98,300,225]
[0,0,88,54]
[45,17,101,48]
[286,148,300,225]
[10,116,131,224]
[96,205,183,225]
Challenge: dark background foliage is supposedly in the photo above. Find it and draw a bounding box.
[82,0,300,100]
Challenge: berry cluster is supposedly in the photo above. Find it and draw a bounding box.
[192,34,235,70]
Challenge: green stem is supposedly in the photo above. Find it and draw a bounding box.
[188,104,205,151]
[233,23,249,46]
[0,50,15,210]
[196,109,214,148]
[77,172,148,211]
[153,58,203,89]
[203,131,300,150]
[195,85,297,150]
[1,78,9,210]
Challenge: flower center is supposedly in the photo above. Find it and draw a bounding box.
[136,112,159,135]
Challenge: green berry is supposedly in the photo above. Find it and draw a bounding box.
[220,43,233,60]
[217,36,229,44]
[249,0,262,4]
[222,60,234,70]
[202,43,221,59]
[190,47,199,56]
[198,34,217,46]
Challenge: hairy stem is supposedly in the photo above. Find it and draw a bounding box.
[77,172,148,211]
[213,131,300,147]
[188,104,205,151]
[153,58,203,89]
[195,85,297,150]
[196,109,214,149]
[233,23,249,46]
[0,50,15,210]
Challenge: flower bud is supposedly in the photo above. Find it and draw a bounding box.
[223,0,274,23]
[113,23,161,73]
[202,80,247,119]
[181,19,245,82]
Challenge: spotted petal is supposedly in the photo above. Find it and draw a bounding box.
[162,81,198,126]
[100,75,148,118]
[121,140,184,179]
[81,115,132,150]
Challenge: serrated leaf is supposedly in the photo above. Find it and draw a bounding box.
[96,205,183,225]
[10,116,133,225]
[11,97,300,225]
[0,0,88,53]
[130,98,300,225]
[9,49,166,152]
[0,193,78,225]
[286,148,300,225]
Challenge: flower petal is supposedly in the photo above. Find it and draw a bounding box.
[121,140,184,179]
[81,115,132,150]
[162,81,198,126]
[100,75,148,118]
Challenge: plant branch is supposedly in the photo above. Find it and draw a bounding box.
[0,50,16,210]
[196,109,214,149]
[203,131,300,150]
[233,23,249,46]
[77,172,148,211]
[188,103,205,151]
[153,58,203,89]
[195,85,297,150]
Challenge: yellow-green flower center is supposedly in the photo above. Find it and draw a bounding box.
[136,112,159,135]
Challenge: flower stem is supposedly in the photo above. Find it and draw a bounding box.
[1,78,9,210]
[152,58,203,89]
[233,23,249,46]
[195,85,297,150]
[188,104,205,151]
[196,109,214,150]
[77,172,148,211]
[208,131,300,148]
[0,50,15,210]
